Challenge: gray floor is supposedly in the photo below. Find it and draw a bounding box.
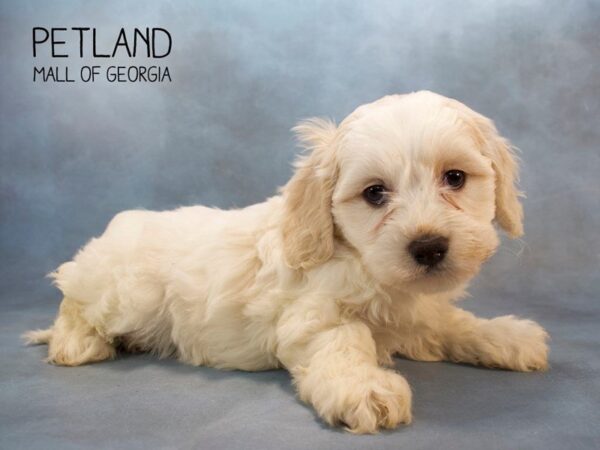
[2,0,600,448]
[2,285,600,449]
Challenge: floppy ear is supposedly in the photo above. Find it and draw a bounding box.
[281,118,339,269]
[478,119,524,238]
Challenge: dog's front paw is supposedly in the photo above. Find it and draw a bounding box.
[306,367,412,434]
[478,315,549,372]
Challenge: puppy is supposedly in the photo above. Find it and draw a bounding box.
[25,91,549,433]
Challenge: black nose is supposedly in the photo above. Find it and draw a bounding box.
[408,235,449,267]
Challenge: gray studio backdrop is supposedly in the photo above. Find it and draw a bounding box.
[1,1,599,449]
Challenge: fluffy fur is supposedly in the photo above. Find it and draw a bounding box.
[24,91,549,433]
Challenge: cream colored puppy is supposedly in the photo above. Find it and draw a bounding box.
[25,91,549,433]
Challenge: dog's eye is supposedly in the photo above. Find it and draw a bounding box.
[443,170,466,189]
[363,185,388,206]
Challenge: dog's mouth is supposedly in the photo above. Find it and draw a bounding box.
[413,261,449,278]
[398,260,468,292]
[424,263,445,275]
[388,261,452,285]
[378,252,477,292]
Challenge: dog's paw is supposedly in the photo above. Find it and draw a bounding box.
[478,315,549,372]
[309,367,412,434]
[342,369,412,433]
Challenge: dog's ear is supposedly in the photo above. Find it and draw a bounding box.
[281,118,339,269]
[476,117,524,238]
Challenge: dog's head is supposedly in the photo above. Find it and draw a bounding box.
[281,91,523,293]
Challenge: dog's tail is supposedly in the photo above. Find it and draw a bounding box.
[22,328,53,345]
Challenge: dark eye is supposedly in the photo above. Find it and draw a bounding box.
[363,185,388,206]
[443,170,466,189]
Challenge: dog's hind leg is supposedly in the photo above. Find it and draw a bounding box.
[23,297,116,366]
